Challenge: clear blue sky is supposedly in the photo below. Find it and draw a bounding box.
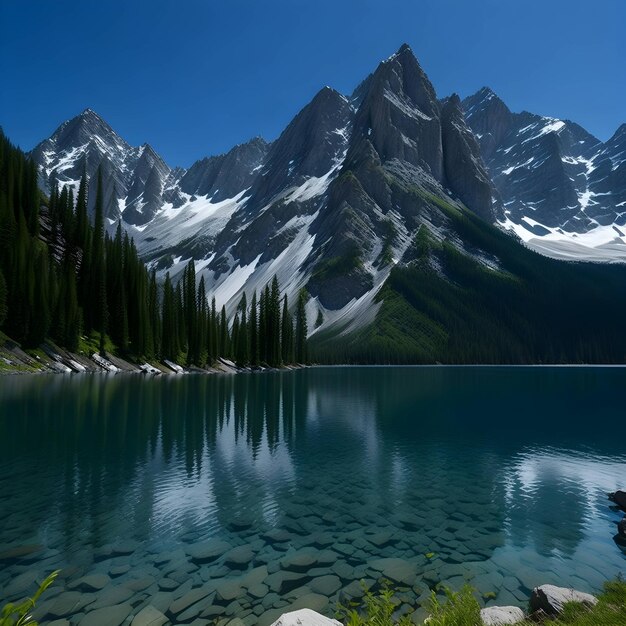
[1,0,624,167]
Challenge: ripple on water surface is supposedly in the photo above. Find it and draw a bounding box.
[0,367,624,624]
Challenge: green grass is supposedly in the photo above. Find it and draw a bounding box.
[77,331,115,357]
[1,570,59,626]
[337,579,626,626]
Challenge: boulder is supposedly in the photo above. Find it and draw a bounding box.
[269,608,342,626]
[609,490,626,512]
[618,517,626,537]
[529,585,597,616]
[480,605,525,625]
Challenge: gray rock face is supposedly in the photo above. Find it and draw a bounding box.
[353,44,443,180]
[248,86,353,208]
[529,584,597,616]
[462,87,626,233]
[480,605,525,625]
[30,109,184,223]
[441,94,496,222]
[180,137,269,202]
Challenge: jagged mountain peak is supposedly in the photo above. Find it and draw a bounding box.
[608,123,626,143]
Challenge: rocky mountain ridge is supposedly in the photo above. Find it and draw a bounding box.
[28,45,626,336]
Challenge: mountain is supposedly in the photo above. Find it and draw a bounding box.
[26,45,626,361]
[31,109,184,224]
[462,88,626,260]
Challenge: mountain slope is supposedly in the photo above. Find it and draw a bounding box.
[462,88,626,259]
[25,44,626,360]
[31,109,185,224]
[311,192,626,363]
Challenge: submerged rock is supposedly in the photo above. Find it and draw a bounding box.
[368,557,417,585]
[187,539,231,563]
[80,602,133,626]
[130,605,168,626]
[480,605,525,625]
[529,584,597,616]
[69,574,111,592]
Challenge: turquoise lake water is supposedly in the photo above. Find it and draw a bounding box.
[0,367,625,624]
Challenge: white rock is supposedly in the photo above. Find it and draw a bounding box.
[530,584,597,616]
[270,608,342,626]
[480,605,525,625]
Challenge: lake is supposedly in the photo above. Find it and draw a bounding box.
[0,366,625,625]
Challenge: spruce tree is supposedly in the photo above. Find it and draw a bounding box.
[161,272,178,361]
[295,289,308,364]
[249,290,259,368]
[0,268,7,327]
[91,167,108,351]
[220,305,229,358]
[281,295,294,364]
[197,276,208,366]
[148,269,161,358]
[269,276,281,366]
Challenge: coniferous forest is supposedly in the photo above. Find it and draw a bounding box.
[0,130,308,369]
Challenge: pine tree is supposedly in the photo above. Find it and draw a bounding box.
[91,168,108,352]
[249,290,259,367]
[281,294,294,364]
[258,288,267,364]
[183,260,197,365]
[220,305,229,358]
[161,272,178,361]
[269,276,281,366]
[75,172,88,249]
[197,276,208,366]
[0,268,7,327]
[295,289,308,364]
[148,269,161,358]
[208,296,217,364]
[235,292,249,366]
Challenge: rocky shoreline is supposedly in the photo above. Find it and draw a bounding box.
[0,338,304,376]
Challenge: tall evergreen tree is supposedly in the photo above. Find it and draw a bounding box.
[161,272,178,361]
[281,294,294,364]
[0,268,7,327]
[249,290,259,368]
[148,269,161,358]
[269,276,281,366]
[295,289,308,364]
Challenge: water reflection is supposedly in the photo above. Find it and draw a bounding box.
[0,367,624,616]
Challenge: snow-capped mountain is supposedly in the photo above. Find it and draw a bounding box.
[28,45,626,336]
[31,108,185,224]
[462,88,626,260]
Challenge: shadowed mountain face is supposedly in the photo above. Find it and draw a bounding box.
[28,45,626,340]
[462,88,626,234]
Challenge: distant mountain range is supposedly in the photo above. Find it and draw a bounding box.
[26,44,626,356]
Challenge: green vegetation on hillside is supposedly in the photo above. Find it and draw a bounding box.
[312,191,626,364]
[0,129,307,369]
